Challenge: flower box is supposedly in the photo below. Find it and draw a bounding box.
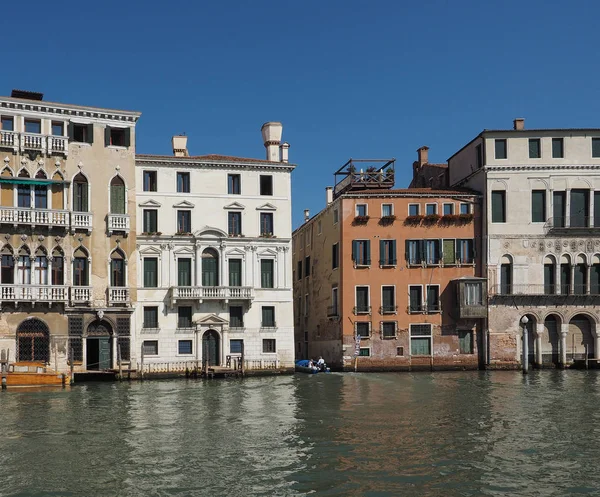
[353,215,370,225]
[404,215,424,226]
[423,214,441,224]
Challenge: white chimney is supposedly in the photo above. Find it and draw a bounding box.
[325,187,333,205]
[172,135,189,157]
[280,142,290,163]
[261,122,283,162]
[304,209,310,223]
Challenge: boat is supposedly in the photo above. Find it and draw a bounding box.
[3,362,67,388]
[295,359,330,374]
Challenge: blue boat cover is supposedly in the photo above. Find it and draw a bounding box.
[296,360,311,367]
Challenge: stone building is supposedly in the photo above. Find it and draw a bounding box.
[135,123,295,370]
[448,118,600,368]
[0,89,140,373]
[293,159,485,371]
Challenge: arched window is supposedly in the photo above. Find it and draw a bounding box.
[544,255,556,295]
[73,247,89,286]
[17,169,30,208]
[33,247,48,285]
[1,245,14,284]
[592,255,600,295]
[17,247,31,285]
[51,172,64,210]
[500,255,512,295]
[1,167,13,208]
[202,248,219,287]
[560,254,571,295]
[17,318,49,363]
[51,248,64,285]
[34,170,48,209]
[110,249,125,287]
[574,255,587,295]
[73,173,88,212]
[110,176,126,214]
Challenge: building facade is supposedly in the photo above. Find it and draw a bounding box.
[135,123,295,370]
[293,159,485,371]
[448,118,600,368]
[0,90,140,373]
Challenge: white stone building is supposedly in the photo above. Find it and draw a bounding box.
[135,123,295,370]
[448,119,600,368]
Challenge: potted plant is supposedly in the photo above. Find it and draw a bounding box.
[379,214,397,226]
[353,215,370,225]
[458,213,474,223]
[440,214,460,226]
[423,214,440,225]
[404,214,423,226]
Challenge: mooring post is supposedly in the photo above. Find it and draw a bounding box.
[521,316,529,375]
[140,345,145,381]
[70,347,75,385]
[117,344,123,381]
[1,349,7,390]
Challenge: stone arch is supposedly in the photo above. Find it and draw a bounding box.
[498,254,513,294]
[16,318,50,363]
[541,313,561,365]
[72,171,89,212]
[567,313,596,360]
[202,329,220,366]
[109,173,126,214]
[35,169,47,179]
[72,245,90,286]
[51,171,64,209]
[109,247,126,287]
[86,319,114,371]
[18,168,30,178]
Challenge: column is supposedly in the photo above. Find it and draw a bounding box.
[570,265,575,295]
[219,243,226,287]
[221,327,227,366]
[194,242,201,287]
[560,324,569,367]
[565,188,571,227]
[283,246,290,288]
[276,247,283,289]
[535,323,544,367]
[590,191,595,227]
[587,264,592,295]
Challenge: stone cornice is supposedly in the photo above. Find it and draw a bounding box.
[486,164,600,172]
[136,157,295,172]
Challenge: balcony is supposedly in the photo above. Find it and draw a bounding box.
[333,158,395,197]
[70,286,92,305]
[327,305,339,318]
[48,135,68,155]
[0,130,17,151]
[107,214,130,235]
[544,216,600,236]
[71,212,93,232]
[353,305,371,315]
[0,207,70,228]
[0,131,68,156]
[0,285,68,304]
[489,284,600,297]
[171,286,255,306]
[379,304,398,315]
[108,287,130,305]
[21,133,44,152]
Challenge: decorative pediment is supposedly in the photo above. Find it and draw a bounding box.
[194,226,228,238]
[224,202,245,210]
[225,247,246,257]
[139,246,162,255]
[196,314,229,325]
[256,203,277,211]
[173,200,195,208]
[139,199,162,207]
[173,246,195,255]
[257,248,278,257]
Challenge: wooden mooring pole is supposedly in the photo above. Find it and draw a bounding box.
[1,349,8,390]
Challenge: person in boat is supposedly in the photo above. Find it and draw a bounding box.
[316,356,326,371]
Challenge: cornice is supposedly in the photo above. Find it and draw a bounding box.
[135,157,295,172]
[485,164,600,172]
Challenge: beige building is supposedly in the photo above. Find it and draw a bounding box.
[0,89,140,373]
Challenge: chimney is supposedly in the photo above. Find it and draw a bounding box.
[304,209,310,223]
[417,146,429,167]
[280,142,290,163]
[172,135,189,157]
[325,186,333,205]
[261,122,283,162]
[513,118,525,131]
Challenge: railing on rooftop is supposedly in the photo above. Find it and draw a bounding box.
[333,158,395,197]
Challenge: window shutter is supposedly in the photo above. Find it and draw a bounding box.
[405,240,410,263]
[67,122,74,140]
[81,182,89,212]
[471,239,476,259]
[123,128,131,148]
[86,124,94,144]
[105,127,111,147]
[391,240,397,264]
[365,240,371,265]
[418,240,425,263]
[443,240,455,265]
[379,240,385,265]
[351,240,357,262]
[111,184,125,214]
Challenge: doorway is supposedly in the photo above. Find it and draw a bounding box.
[86,337,111,370]
[202,329,220,366]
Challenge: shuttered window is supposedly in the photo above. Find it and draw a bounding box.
[332,243,339,269]
[570,189,589,228]
[594,192,600,227]
[591,264,600,294]
[529,139,541,159]
[351,240,370,266]
[593,138,600,158]
[574,264,587,295]
[491,191,506,223]
[552,138,564,158]
[229,259,242,287]
[355,287,369,312]
[443,239,455,265]
[426,286,440,312]
[560,263,571,295]
[382,286,395,312]
[531,190,546,223]
[379,240,396,266]
[553,191,566,227]
[500,263,512,294]
[178,306,193,328]
[494,139,507,159]
[144,258,158,288]
[177,259,192,286]
[143,307,158,329]
[261,259,274,288]
[261,306,275,327]
[544,264,555,295]
[409,286,422,312]
[143,210,157,233]
[110,177,126,214]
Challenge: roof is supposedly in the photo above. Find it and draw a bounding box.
[342,187,479,197]
[0,95,141,117]
[418,162,447,169]
[137,153,294,166]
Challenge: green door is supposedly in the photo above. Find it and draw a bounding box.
[203,331,219,366]
[98,337,111,370]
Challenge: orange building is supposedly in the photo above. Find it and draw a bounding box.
[293,159,486,371]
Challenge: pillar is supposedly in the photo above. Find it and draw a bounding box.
[565,188,571,227]
[587,264,592,295]
[560,324,569,367]
[535,323,544,367]
[194,243,201,287]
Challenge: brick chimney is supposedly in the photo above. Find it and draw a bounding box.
[417,146,429,166]
[513,118,525,130]
[172,135,189,157]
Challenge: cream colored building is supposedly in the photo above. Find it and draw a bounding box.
[0,90,140,373]
[135,123,295,370]
[449,118,600,368]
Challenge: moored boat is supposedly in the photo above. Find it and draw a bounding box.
[3,363,67,388]
[295,359,330,374]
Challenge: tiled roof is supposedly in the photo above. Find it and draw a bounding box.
[137,153,285,165]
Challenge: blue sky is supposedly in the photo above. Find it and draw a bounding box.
[7,0,600,227]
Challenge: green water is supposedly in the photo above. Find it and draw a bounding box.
[1,371,600,496]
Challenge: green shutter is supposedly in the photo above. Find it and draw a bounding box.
[391,240,396,264]
[491,191,505,223]
[443,239,455,265]
[570,189,589,228]
[111,184,125,214]
[352,240,357,262]
[80,182,89,212]
[531,190,546,223]
[178,259,191,286]
[123,128,131,148]
[87,124,94,144]
[405,240,410,263]
[105,127,111,147]
[67,122,74,140]
[365,241,371,265]
[144,258,157,288]
[379,240,385,265]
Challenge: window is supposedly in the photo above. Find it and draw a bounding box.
[381,286,395,313]
[406,240,422,265]
[356,204,367,217]
[142,340,158,356]
[332,243,339,269]
[143,307,159,329]
[73,173,88,212]
[177,258,192,286]
[51,255,63,285]
[443,204,454,215]
[426,285,440,312]
[352,240,370,266]
[1,254,14,284]
[382,322,396,338]
[529,138,541,159]
[230,306,244,328]
[71,123,93,144]
[494,139,507,159]
[331,287,338,315]
[552,138,564,158]
[17,253,31,285]
[260,212,274,236]
[261,259,274,288]
[553,191,566,227]
[408,204,420,216]
[178,340,193,355]
[177,210,191,233]
[465,282,483,306]
[304,294,309,316]
[297,260,302,280]
[177,172,190,193]
[459,203,470,215]
[1,116,14,131]
[260,175,273,196]
[304,256,310,277]
[143,171,157,192]
[229,259,242,287]
[570,189,589,228]
[424,240,440,264]
[396,346,404,356]
[263,339,276,353]
[409,286,423,313]
[333,209,339,224]
[228,174,241,194]
[382,204,393,217]
[595,192,600,228]
[442,239,456,265]
[317,220,322,235]
[178,306,193,328]
[355,322,370,338]
[425,204,437,215]
[143,258,158,288]
[500,262,512,295]
[379,240,396,266]
[73,256,88,286]
[51,121,64,136]
[358,348,370,357]
[230,339,243,354]
[459,331,473,354]
[410,324,432,355]
[544,262,556,295]
[355,286,370,314]
[228,212,242,236]
[110,176,125,214]
[491,191,506,223]
[33,251,48,286]
[24,119,41,134]
[531,190,546,223]
[560,263,571,295]
[143,210,157,233]
[593,138,600,158]
[106,127,128,147]
[475,144,482,168]
[17,184,30,208]
[202,249,219,287]
[456,239,474,264]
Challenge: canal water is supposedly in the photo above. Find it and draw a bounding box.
[1,371,600,496]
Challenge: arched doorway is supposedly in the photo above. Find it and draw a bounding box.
[568,314,595,360]
[202,329,220,366]
[543,315,560,365]
[86,320,113,370]
[17,318,50,363]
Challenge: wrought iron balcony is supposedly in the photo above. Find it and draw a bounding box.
[353,305,371,315]
[0,207,70,228]
[0,284,68,303]
[171,286,255,305]
[379,304,398,314]
[70,286,92,305]
[71,212,93,232]
[107,214,130,235]
[108,287,130,305]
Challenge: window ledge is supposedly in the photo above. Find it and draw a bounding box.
[72,142,91,147]
[176,327,195,333]
[107,145,128,150]
[141,327,160,334]
[382,335,397,340]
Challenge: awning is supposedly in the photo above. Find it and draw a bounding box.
[0,178,66,186]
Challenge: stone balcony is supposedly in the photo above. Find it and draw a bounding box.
[107,214,130,235]
[108,287,130,306]
[171,286,255,306]
[70,286,92,305]
[0,130,68,156]
[0,284,68,304]
[0,207,70,228]
[71,212,93,232]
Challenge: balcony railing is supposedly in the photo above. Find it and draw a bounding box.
[21,133,44,152]
[0,284,68,303]
[107,214,130,234]
[0,207,70,228]
[108,287,130,305]
[490,284,600,296]
[171,286,255,305]
[71,212,93,231]
[353,305,371,315]
[0,130,17,150]
[379,304,398,314]
[70,286,92,304]
[48,135,68,155]
[0,132,68,156]
[327,305,339,317]
[544,216,600,234]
